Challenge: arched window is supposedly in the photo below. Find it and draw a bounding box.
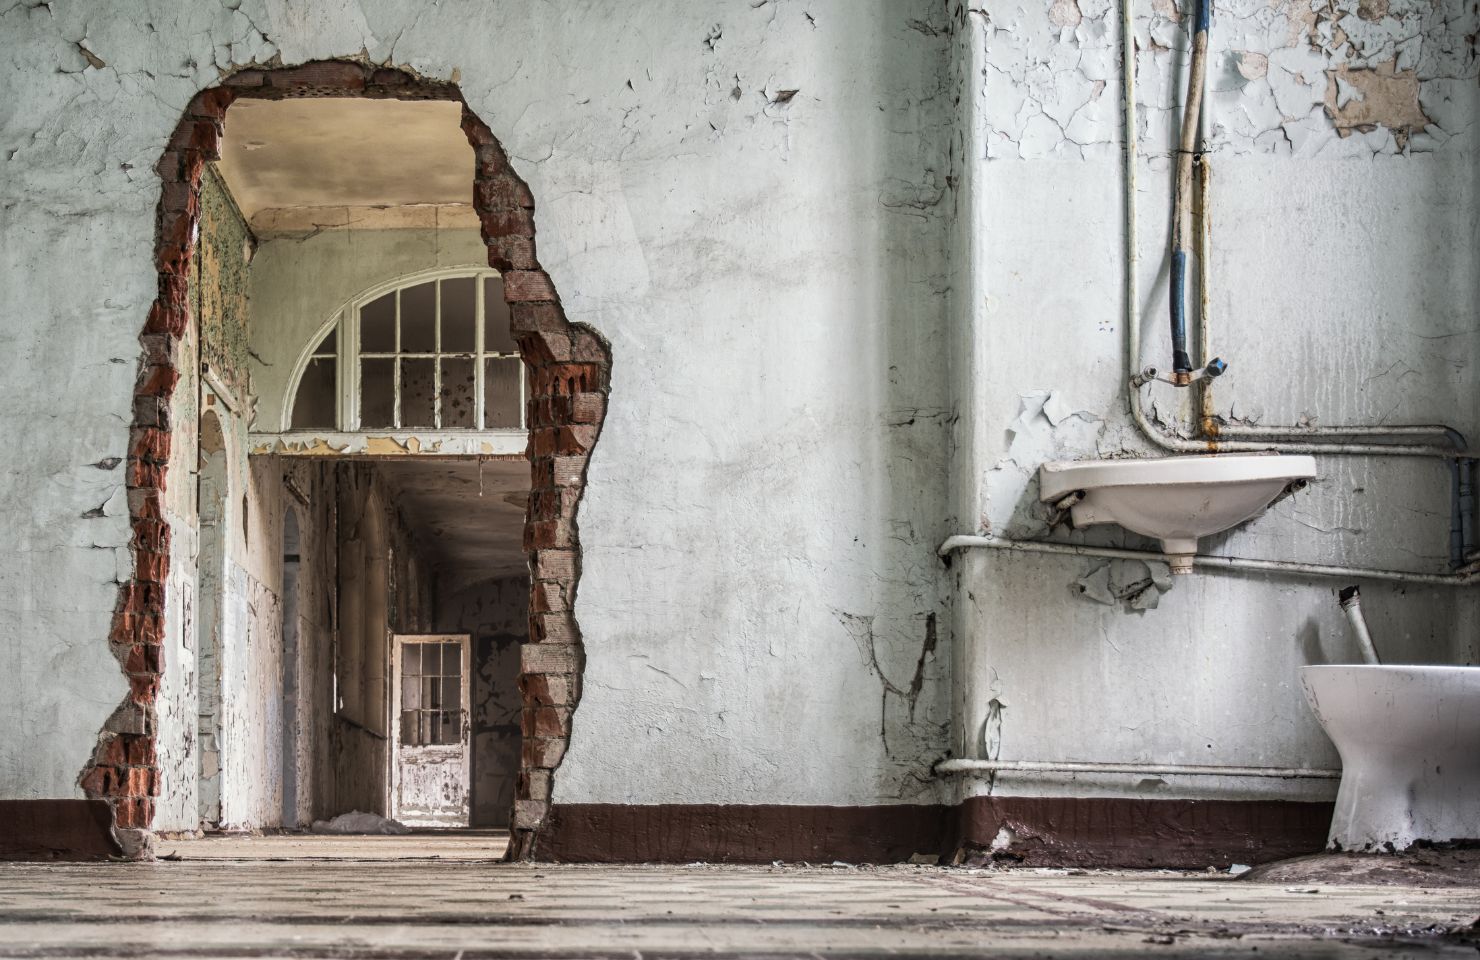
[286,268,522,432]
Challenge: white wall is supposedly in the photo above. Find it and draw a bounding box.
[949,0,1480,805]
[4,0,1470,819]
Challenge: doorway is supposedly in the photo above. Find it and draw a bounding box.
[392,634,471,826]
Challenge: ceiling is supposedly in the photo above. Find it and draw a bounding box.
[216,98,478,235]
[372,459,529,589]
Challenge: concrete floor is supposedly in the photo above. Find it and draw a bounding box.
[1,835,1477,958]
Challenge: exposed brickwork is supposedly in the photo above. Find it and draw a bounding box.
[82,61,607,860]
[460,103,611,859]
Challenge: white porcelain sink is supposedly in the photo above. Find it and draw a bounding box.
[1038,454,1317,573]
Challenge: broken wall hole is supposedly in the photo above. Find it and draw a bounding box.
[83,60,612,860]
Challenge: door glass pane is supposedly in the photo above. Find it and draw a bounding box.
[291,357,336,428]
[360,358,395,428]
[484,357,522,429]
[402,358,435,428]
[401,282,436,352]
[441,642,461,677]
[440,358,475,429]
[484,277,515,353]
[400,711,420,746]
[401,672,421,711]
[361,293,396,352]
[441,278,476,352]
[316,327,336,353]
[442,675,461,715]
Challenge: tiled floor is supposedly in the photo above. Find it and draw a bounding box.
[1,835,1476,958]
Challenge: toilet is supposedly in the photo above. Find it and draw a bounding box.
[1300,665,1480,851]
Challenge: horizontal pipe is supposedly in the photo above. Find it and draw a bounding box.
[939,534,1480,587]
[935,758,1340,780]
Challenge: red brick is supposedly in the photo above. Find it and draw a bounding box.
[533,550,577,581]
[486,236,538,270]
[571,393,607,424]
[79,766,112,796]
[524,519,573,551]
[132,519,170,553]
[531,581,567,613]
[136,363,180,398]
[504,271,558,303]
[534,612,577,644]
[113,796,154,829]
[121,735,156,767]
[521,642,578,675]
[474,176,534,211]
[553,455,587,487]
[127,458,165,491]
[274,61,367,92]
[521,706,572,738]
[130,426,171,463]
[128,675,158,706]
[123,643,162,676]
[521,673,575,706]
[509,302,565,334]
[522,737,567,769]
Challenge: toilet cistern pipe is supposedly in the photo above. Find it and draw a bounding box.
[1338,586,1382,665]
[1168,0,1211,383]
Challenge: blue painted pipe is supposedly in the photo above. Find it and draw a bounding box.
[1169,0,1212,378]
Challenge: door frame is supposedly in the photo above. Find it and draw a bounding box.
[389,633,472,826]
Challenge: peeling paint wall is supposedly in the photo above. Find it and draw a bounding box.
[332,462,438,817]
[950,0,1480,814]
[437,576,526,828]
[194,167,254,397]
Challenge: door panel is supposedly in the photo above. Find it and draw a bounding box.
[390,635,470,826]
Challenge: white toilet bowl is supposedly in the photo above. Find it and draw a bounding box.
[1300,665,1480,851]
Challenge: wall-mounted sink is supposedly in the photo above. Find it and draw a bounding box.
[1038,454,1317,573]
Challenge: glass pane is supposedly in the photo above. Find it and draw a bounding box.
[442,643,461,677]
[484,277,515,353]
[316,327,337,354]
[291,357,335,428]
[442,676,461,716]
[360,358,395,428]
[423,675,439,711]
[401,643,420,677]
[419,711,433,746]
[400,711,420,747]
[361,293,395,352]
[484,357,521,429]
[401,673,420,711]
[441,278,476,352]
[401,282,436,353]
[441,358,476,429]
[402,358,435,428]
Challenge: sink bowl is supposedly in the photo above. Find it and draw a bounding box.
[1038,454,1317,573]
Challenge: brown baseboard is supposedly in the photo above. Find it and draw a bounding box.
[0,800,121,861]
[959,795,1333,868]
[538,803,951,863]
[537,798,1333,867]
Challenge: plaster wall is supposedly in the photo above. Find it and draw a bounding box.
[949,0,1480,806]
[0,0,955,812]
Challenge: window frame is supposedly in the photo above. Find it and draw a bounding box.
[281,265,524,434]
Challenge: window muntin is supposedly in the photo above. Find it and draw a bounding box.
[287,270,522,432]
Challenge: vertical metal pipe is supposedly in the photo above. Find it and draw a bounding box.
[1169,0,1210,381]
[1338,586,1382,665]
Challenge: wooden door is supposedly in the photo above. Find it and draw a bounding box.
[390,634,471,827]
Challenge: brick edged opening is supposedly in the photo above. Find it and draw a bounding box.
[79,60,608,859]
